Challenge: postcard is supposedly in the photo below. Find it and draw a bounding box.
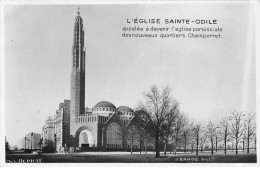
[0,0,258,165]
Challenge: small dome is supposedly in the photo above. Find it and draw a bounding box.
[117,106,134,113]
[94,101,116,108]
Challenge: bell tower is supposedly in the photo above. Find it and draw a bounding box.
[70,8,86,141]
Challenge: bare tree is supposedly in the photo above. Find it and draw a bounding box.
[205,121,219,155]
[161,101,180,155]
[215,127,221,152]
[241,131,247,152]
[230,110,245,154]
[171,112,184,155]
[219,116,230,154]
[182,116,192,153]
[252,132,256,151]
[127,125,140,155]
[199,130,207,153]
[135,84,179,158]
[231,139,235,152]
[244,113,256,153]
[191,140,195,153]
[193,122,202,155]
[140,130,153,154]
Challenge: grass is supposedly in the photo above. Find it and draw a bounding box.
[5,151,257,163]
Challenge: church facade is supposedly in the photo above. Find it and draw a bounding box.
[56,10,154,152]
[70,101,145,151]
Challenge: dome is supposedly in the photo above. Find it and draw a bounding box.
[117,106,134,113]
[94,101,116,108]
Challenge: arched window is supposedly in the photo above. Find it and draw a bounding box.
[106,123,122,149]
[103,108,105,111]
[107,108,109,111]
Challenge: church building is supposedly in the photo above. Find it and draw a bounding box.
[53,10,154,152]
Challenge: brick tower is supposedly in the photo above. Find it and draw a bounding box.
[70,9,86,146]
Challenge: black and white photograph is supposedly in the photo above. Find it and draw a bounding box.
[0,0,258,165]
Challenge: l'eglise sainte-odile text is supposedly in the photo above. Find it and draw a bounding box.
[126,18,217,25]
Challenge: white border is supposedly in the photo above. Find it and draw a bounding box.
[0,0,259,168]
[256,0,260,166]
[0,0,6,167]
[0,0,257,5]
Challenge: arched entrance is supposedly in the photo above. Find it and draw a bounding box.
[75,126,94,147]
[79,130,92,147]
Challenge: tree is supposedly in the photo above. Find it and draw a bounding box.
[215,127,221,152]
[252,132,256,151]
[171,111,184,155]
[230,110,245,154]
[161,101,180,155]
[230,139,235,152]
[219,116,230,154]
[136,84,179,158]
[193,122,202,155]
[199,131,207,153]
[127,125,140,155]
[139,128,153,154]
[244,112,256,153]
[241,131,247,152]
[43,140,54,153]
[205,121,219,155]
[190,140,195,153]
[181,116,192,153]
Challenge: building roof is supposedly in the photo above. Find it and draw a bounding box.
[117,106,134,113]
[93,101,116,108]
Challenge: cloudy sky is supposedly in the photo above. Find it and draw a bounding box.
[4,3,255,146]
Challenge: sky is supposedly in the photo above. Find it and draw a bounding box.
[4,3,256,146]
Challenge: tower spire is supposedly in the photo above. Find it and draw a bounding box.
[70,8,86,147]
[71,8,85,116]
